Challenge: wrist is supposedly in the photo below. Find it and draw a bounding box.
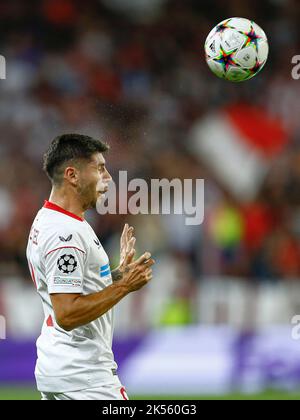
[110,278,130,297]
[111,267,123,282]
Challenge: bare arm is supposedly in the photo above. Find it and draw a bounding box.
[51,252,154,331]
[50,282,128,331]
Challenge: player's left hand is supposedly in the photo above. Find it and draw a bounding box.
[119,223,136,272]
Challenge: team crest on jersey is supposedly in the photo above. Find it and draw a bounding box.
[59,234,73,242]
[57,254,78,274]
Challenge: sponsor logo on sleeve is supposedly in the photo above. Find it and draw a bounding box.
[53,277,82,287]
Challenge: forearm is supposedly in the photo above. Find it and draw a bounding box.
[53,252,154,331]
[55,281,129,331]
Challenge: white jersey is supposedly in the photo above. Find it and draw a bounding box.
[26,201,118,393]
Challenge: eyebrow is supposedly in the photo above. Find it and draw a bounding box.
[90,160,105,167]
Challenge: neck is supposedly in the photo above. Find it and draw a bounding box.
[49,187,85,220]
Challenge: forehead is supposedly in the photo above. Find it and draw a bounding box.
[89,153,105,166]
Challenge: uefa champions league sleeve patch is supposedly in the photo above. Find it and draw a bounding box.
[46,247,84,294]
[57,254,78,274]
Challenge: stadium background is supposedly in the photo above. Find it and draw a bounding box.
[0,0,300,400]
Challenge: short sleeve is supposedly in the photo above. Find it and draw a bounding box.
[43,230,87,294]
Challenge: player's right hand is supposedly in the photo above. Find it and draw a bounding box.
[121,252,155,293]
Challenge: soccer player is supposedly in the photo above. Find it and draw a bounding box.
[26,134,155,400]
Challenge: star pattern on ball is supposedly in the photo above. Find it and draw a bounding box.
[57,254,78,274]
[241,24,262,50]
[249,59,262,76]
[215,46,238,72]
[215,19,232,34]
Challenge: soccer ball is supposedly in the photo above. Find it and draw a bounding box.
[204,17,269,82]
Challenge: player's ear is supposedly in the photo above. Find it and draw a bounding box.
[64,166,79,185]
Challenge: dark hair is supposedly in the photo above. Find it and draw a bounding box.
[43,133,109,184]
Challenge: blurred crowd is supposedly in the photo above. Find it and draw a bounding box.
[0,0,300,285]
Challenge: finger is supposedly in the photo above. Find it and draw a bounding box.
[135,252,152,265]
[144,271,153,281]
[122,223,128,236]
[137,259,155,273]
[142,258,155,268]
[124,248,136,265]
[128,247,136,263]
[121,224,129,245]
[127,226,134,241]
[144,268,152,276]
[126,237,136,253]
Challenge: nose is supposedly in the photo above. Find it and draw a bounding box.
[104,168,112,182]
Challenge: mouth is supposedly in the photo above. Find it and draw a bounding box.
[97,186,109,195]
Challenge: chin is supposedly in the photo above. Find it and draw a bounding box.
[95,194,105,207]
[86,196,98,210]
[91,198,99,209]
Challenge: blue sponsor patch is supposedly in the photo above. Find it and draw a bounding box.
[100,263,111,277]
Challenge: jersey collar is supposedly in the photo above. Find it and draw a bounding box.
[43,201,84,222]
